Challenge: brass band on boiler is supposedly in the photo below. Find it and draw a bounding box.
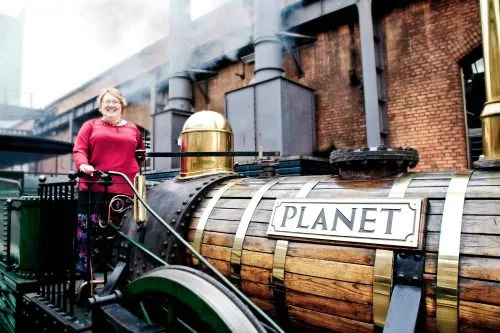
[436,171,472,332]
[230,178,283,283]
[373,172,416,327]
[192,179,242,265]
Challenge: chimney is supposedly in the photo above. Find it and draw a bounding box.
[225,0,316,159]
[153,0,193,170]
[474,0,500,170]
[253,0,284,82]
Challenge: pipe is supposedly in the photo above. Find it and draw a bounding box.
[165,0,192,112]
[253,0,284,82]
[479,0,500,160]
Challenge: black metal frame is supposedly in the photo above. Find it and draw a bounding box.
[383,252,425,333]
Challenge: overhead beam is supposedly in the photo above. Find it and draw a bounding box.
[0,104,47,121]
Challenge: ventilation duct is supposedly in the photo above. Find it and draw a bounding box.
[226,0,316,158]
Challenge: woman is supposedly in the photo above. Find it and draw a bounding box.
[73,86,144,278]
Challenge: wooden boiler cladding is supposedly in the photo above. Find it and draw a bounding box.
[184,172,500,332]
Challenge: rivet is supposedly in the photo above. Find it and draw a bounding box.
[163,241,168,246]
[195,187,201,190]
[414,254,422,261]
[398,253,407,259]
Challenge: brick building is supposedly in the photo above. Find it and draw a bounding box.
[31,0,485,174]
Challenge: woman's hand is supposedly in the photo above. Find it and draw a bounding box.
[79,164,96,175]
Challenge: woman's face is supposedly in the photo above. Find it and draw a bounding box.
[100,93,122,119]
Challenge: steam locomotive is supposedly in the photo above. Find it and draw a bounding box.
[0,109,499,333]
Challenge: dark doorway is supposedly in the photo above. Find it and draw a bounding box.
[461,48,486,166]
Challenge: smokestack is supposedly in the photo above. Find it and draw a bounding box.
[477,0,500,165]
[166,0,192,112]
[152,0,193,170]
[253,0,284,82]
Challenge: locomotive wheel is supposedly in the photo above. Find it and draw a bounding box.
[122,266,267,333]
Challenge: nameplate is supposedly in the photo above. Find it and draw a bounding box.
[267,198,425,249]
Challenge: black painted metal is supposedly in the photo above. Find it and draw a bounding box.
[145,151,280,158]
[330,146,419,178]
[100,261,127,296]
[383,253,425,333]
[92,303,164,333]
[121,173,237,281]
[38,180,78,317]
[383,285,422,333]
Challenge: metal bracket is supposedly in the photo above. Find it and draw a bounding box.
[383,253,425,333]
[185,69,217,103]
[100,261,127,296]
[277,31,316,78]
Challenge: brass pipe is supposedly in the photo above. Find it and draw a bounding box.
[479,0,500,159]
[134,174,148,225]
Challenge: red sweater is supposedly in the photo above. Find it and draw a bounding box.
[73,118,145,196]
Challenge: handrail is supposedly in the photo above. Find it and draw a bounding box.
[0,177,22,192]
[101,170,284,333]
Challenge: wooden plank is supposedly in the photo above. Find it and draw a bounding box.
[247,222,269,237]
[285,257,373,284]
[204,258,230,277]
[285,272,372,304]
[249,297,276,316]
[409,179,451,187]
[200,244,231,261]
[241,265,272,284]
[241,280,273,299]
[460,301,500,331]
[426,232,500,256]
[307,188,391,198]
[202,231,235,247]
[287,242,375,265]
[192,207,245,220]
[314,179,392,189]
[425,255,500,282]
[426,215,500,234]
[243,236,276,253]
[288,305,373,333]
[424,273,500,306]
[241,250,274,269]
[286,289,373,323]
[428,200,500,215]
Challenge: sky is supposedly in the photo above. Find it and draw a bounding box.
[0,0,229,110]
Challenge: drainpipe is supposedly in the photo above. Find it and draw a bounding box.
[253,0,284,83]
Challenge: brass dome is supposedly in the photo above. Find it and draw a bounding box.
[181,110,233,134]
[179,111,235,179]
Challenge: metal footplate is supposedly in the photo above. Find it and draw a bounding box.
[383,252,425,333]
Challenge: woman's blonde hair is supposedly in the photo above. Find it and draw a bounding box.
[97,87,128,108]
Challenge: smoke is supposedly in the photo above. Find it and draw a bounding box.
[75,0,170,53]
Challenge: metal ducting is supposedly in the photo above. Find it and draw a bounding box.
[225,0,316,159]
[253,0,284,82]
[153,0,193,170]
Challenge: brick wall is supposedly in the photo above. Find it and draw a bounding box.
[194,0,481,171]
[383,0,481,171]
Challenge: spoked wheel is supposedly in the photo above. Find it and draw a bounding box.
[122,266,268,333]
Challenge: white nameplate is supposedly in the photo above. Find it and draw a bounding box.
[267,198,425,248]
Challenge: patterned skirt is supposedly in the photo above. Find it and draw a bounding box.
[76,191,127,275]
